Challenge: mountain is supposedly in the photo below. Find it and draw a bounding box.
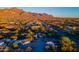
[0,7,79,27]
[0,8,54,23]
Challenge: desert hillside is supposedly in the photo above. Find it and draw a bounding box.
[0,8,79,27]
[0,8,54,23]
[0,8,79,52]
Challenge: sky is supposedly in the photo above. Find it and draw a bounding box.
[18,7,79,18]
[0,7,79,18]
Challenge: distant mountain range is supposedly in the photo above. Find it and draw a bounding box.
[0,7,78,25]
[0,8,54,23]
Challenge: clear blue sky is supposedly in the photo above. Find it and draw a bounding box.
[18,7,79,18]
